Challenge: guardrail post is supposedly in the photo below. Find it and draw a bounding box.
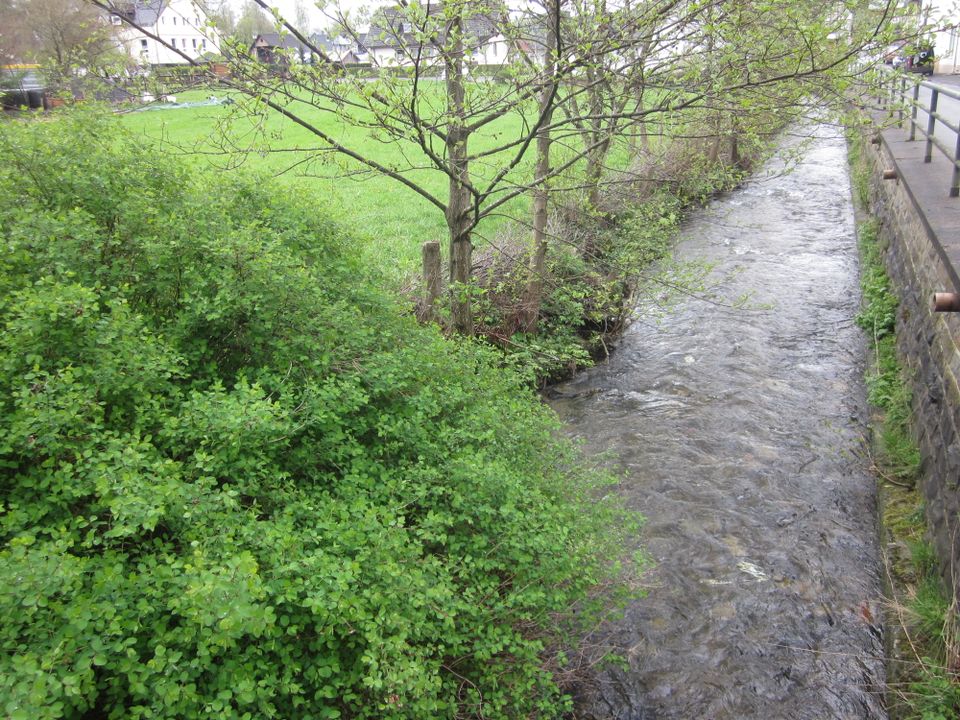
[909,80,920,141]
[925,87,939,163]
[898,75,907,128]
[951,130,960,197]
[887,75,895,118]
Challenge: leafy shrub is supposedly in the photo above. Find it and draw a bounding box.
[0,110,638,719]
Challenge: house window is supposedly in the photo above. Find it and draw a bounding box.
[140,39,148,51]
[171,38,177,48]
[172,16,177,25]
[192,38,197,49]
[201,39,206,50]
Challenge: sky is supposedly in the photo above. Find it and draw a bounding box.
[224,0,544,34]
[225,0,386,33]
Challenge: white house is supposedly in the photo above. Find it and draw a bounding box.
[473,33,509,65]
[311,32,365,64]
[110,0,220,66]
[924,0,960,73]
[364,4,508,68]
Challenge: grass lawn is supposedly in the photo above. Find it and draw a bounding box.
[119,88,554,280]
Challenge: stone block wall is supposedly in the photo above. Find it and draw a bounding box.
[865,138,960,599]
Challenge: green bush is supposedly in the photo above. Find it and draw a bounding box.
[0,110,638,719]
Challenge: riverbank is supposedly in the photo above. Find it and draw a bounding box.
[463,121,781,386]
[848,131,960,719]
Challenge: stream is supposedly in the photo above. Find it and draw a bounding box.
[550,125,888,719]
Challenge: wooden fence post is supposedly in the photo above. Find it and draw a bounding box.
[422,241,441,322]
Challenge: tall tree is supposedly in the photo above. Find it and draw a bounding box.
[0,2,30,64]
[196,0,237,42]
[8,0,123,83]
[233,0,274,42]
[293,0,312,36]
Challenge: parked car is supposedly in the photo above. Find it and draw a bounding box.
[907,47,935,75]
[899,41,935,75]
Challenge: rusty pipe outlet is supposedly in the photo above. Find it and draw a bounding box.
[933,292,960,312]
[882,169,898,180]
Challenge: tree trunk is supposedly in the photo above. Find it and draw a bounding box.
[519,0,559,334]
[730,117,741,169]
[707,127,720,164]
[444,8,474,335]
[585,143,607,211]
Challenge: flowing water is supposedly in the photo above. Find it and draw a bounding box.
[550,126,887,719]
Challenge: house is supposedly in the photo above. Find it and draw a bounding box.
[364,3,508,68]
[311,32,365,63]
[250,31,368,68]
[110,0,220,66]
[924,0,960,73]
[251,33,311,65]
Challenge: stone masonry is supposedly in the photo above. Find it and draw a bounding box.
[865,135,960,600]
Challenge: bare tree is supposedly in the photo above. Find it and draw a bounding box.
[92,0,900,335]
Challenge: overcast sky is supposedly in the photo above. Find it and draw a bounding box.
[222,0,543,35]
[226,0,387,33]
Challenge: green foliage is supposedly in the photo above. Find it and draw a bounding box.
[856,219,898,341]
[906,663,960,720]
[485,191,684,383]
[846,132,872,209]
[910,573,952,649]
[0,109,639,719]
[901,560,960,720]
[855,219,920,482]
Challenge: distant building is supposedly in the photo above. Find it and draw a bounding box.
[110,0,220,66]
[250,33,312,64]
[311,32,365,63]
[364,3,508,67]
[925,0,960,73]
[250,32,369,67]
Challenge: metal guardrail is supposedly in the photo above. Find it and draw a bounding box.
[876,69,960,310]
[879,71,960,197]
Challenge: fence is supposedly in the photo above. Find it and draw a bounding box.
[879,71,960,197]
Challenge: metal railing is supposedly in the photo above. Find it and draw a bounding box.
[879,70,960,197]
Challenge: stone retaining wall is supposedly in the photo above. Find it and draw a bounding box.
[865,137,960,599]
